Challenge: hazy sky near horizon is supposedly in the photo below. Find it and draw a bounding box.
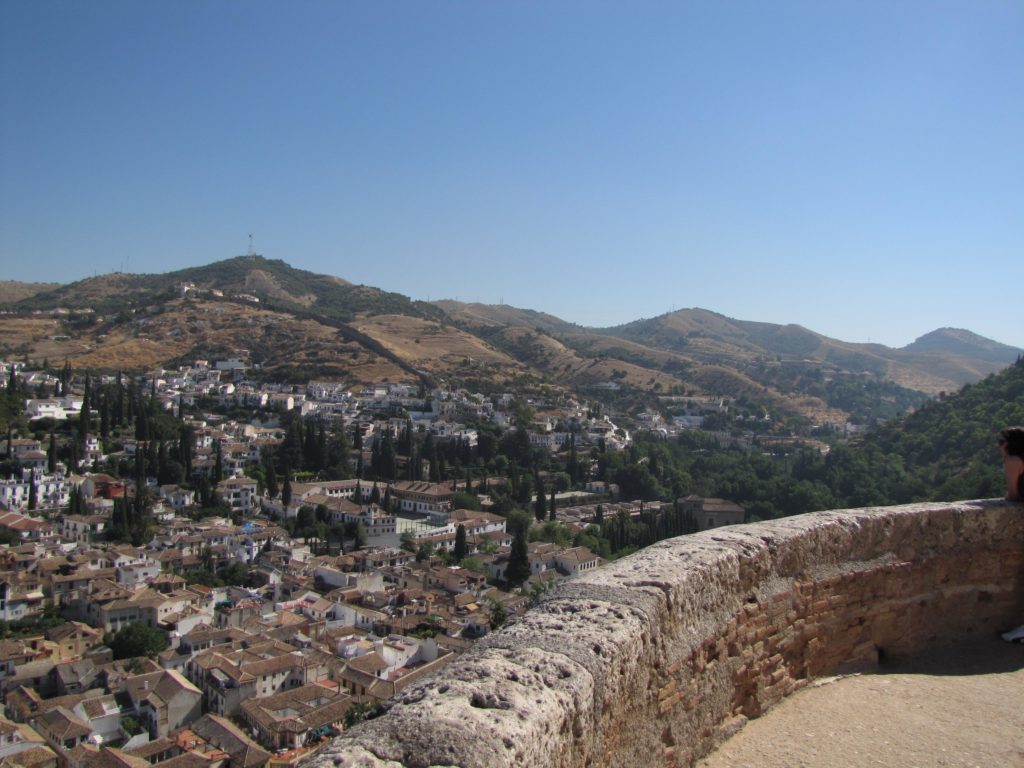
[2,2,1022,350]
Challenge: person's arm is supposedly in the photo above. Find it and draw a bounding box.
[1005,456,1024,500]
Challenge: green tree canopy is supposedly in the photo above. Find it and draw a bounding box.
[105,622,169,660]
[450,491,481,511]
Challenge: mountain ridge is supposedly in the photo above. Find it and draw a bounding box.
[1,257,1020,429]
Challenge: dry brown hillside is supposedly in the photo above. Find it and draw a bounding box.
[242,269,318,306]
[2,299,411,383]
[0,316,88,361]
[0,281,61,304]
[352,315,526,383]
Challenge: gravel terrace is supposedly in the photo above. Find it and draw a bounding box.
[697,634,1024,768]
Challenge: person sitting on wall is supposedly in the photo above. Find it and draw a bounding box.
[998,426,1024,643]
[999,426,1024,502]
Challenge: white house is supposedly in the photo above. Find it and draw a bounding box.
[215,477,258,514]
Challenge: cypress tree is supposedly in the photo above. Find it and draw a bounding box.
[453,524,467,562]
[147,439,158,476]
[179,425,194,480]
[398,421,412,456]
[327,427,352,479]
[27,469,37,510]
[506,527,530,587]
[135,406,148,442]
[68,435,79,472]
[548,488,557,522]
[380,433,396,481]
[534,476,547,523]
[80,373,92,436]
[371,439,381,478]
[111,497,129,540]
[424,434,438,480]
[134,450,147,518]
[213,442,223,484]
[407,445,417,480]
[282,473,292,508]
[198,474,211,507]
[157,440,170,485]
[282,419,302,470]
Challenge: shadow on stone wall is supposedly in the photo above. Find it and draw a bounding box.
[308,500,1024,768]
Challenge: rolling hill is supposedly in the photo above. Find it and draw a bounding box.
[2,257,1020,430]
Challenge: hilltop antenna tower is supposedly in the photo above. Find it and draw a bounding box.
[247,234,255,256]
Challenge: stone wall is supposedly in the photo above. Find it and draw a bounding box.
[310,500,1024,768]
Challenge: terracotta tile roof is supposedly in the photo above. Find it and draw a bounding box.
[79,746,152,768]
[558,546,598,562]
[240,683,352,731]
[149,753,212,768]
[242,652,309,677]
[36,706,91,741]
[122,737,178,760]
[0,745,58,768]
[345,652,387,676]
[190,715,270,768]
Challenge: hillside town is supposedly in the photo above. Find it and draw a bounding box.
[0,357,745,768]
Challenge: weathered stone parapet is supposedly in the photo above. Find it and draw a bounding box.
[308,500,1024,768]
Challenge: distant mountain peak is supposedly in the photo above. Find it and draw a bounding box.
[902,328,1021,362]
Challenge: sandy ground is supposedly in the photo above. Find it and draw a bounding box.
[698,635,1024,768]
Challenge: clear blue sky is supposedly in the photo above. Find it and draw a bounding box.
[2,2,1022,349]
